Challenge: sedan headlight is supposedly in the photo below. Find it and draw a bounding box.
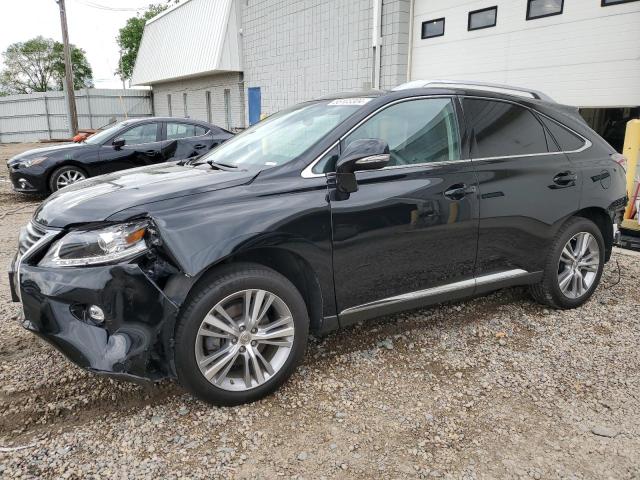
[39,221,149,268]
[18,156,48,168]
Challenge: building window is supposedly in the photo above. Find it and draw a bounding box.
[468,6,497,31]
[527,0,564,20]
[224,89,232,130]
[183,93,188,117]
[602,0,639,5]
[421,18,445,39]
[206,91,212,124]
[167,94,172,117]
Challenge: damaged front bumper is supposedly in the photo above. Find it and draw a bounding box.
[11,260,180,383]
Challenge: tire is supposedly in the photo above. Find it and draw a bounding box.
[529,217,605,309]
[49,165,88,192]
[174,263,309,406]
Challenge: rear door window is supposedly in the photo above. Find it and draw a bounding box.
[166,122,207,140]
[463,98,548,158]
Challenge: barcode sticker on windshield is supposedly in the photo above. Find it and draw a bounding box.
[328,98,372,106]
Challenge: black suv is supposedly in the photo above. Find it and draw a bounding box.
[9,82,627,405]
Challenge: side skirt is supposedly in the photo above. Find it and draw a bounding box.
[334,269,543,329]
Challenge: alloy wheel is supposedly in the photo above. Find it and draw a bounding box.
[56,169,86,189]
[194,289,295,391]
[557,231,600,299]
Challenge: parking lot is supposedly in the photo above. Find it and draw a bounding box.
[0,142,639,479]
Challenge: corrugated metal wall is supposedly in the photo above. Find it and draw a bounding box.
[0,89,152,143]
[132,0,242,85]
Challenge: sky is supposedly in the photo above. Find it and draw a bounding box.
[0,0,156,89]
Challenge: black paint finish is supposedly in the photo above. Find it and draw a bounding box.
[6,117,232,195]
[10,86,628,382]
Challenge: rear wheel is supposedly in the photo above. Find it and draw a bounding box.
[174,264,309,406]
[49,165,87,192]
[529,217,605,309]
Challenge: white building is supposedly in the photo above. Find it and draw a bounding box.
[132,0,640,149]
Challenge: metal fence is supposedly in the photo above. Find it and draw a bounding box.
[0,89,153,143]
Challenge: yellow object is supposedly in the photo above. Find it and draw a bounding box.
[622,119,640,222]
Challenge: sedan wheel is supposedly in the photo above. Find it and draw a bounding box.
[56,169,86,189]
[195,289,295,391]
[557,232,600,299]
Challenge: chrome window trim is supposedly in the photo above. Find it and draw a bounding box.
[301,94,591,179]
[301,95,462,178]
[339,269,529,317]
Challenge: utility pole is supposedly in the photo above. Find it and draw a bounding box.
[56,0,78,136]
[119,50,126,90]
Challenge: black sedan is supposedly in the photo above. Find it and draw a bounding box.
[6,117,233,194]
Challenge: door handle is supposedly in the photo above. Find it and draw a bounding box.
[444,183,475,201]
[144,150,157,156]
[194,144,206,149]
[553,171,577,187]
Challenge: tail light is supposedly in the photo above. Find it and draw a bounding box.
[611,153,627,172]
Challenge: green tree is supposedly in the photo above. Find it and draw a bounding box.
[116,2,178,81]
[0,36,93,94]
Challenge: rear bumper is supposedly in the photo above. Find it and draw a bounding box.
[14,262,179,381]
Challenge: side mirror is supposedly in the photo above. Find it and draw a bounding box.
[334,139,390,194]
[112,138,126,149]
[336,138,390,174]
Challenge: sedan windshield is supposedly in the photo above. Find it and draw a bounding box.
[83,122,125,145]
[198,99,370,169]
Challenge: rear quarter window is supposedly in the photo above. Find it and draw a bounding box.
[539,116,585,152]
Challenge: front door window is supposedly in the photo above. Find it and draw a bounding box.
[119,123,159,146]
[343,98,460,167]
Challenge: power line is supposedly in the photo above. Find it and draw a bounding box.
[71,0,150,12]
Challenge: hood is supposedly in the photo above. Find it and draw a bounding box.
[34,162,257,228]
[7,143,93,164]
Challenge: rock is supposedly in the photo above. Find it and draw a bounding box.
[377,338,394,350]
[297,452,308,461]
[178,406,189,416]
[591,426,618,438]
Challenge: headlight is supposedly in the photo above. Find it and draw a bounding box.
[19,156,47,168]
[39,221,149,268]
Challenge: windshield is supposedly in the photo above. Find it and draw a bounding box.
[84,122,125,145]
[198,99,370,169]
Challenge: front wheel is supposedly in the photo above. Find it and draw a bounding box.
[529,217,605,309]
[174,264,309,406]
[49,165,88,192]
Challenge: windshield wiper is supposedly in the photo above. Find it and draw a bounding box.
[207,160,238,170]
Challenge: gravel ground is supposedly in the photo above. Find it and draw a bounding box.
[0,142,639,479]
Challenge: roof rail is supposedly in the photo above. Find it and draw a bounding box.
[393,79,555,102]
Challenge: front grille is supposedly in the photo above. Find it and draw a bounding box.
[19,221,49,255]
